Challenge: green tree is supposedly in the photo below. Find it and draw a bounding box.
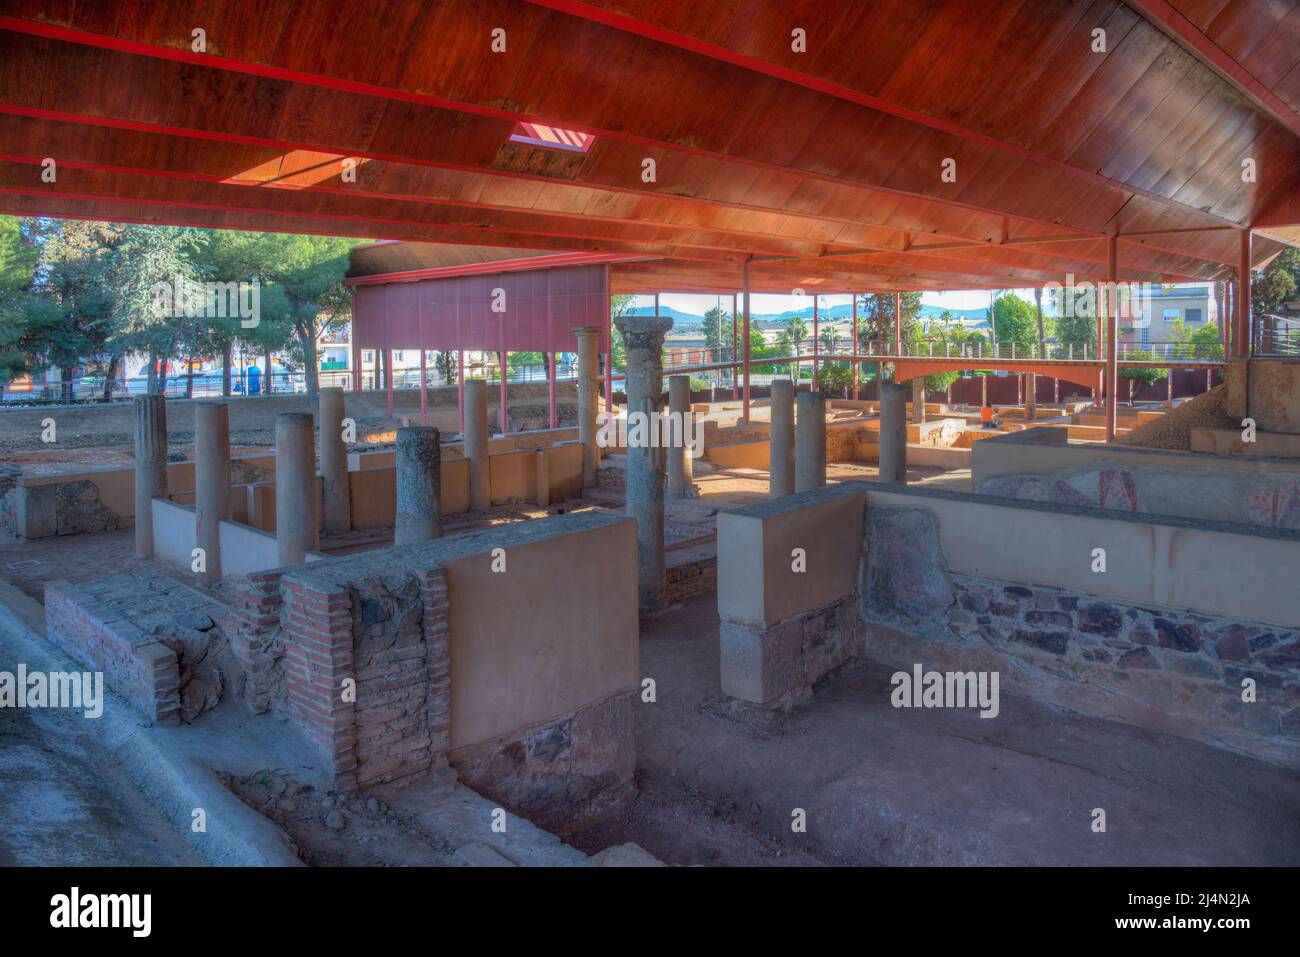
[0,216,42,385]
[1118,349,1168,403]
[213,232,357,401]
[610,294,635,371]
[701,304,734,360]
[26,220,121,403]
[111,224,207,398]
[813,363,852,396]
[990,292,1045,352]
[1254,247,1299,351]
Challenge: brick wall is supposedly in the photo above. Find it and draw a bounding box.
[280,566,455,794]
[282,576,360,791]
[45,580,181,724]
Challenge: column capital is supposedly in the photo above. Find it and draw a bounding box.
[614,315,673,351]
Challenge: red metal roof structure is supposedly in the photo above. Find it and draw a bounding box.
[1,0,1297,436]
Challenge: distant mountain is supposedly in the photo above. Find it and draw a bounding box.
[918,305,992,323]
[626,305,707,328]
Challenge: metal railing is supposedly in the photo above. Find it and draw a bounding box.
[1255,314,1300,358]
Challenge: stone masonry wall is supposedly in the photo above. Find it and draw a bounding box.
[43,573,236,724]
[229,570,287,714]
[280,566,454,794]
[860,504,1300,765]
[665,555,716,604]
[448,687,636,834]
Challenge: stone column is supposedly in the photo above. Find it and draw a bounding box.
[275,412,319,566]
[1025,373,1037,421]
[768,378,795,498]
[879,381,908,485]
[318,387,350,534]
[194,401,230,581]
[911,377,926,424]
[614,315,672,612]
[394,426,442,545]
[575,325,601,488]
[795,390,827,492]
[463,379,490,511]
[133,395,168,559]
[666,374,693,498]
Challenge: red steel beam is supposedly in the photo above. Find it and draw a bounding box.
[0,17,1115,238]
[0,103,1001,253]
[1238,230,1253,357]
[1106,234,1119,442]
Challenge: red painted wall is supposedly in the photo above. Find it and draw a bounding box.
[353,265,609,354]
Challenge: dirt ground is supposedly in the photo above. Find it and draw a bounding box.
[0,678,197,866]
[225,770,459,867]
[568,594,1300,866]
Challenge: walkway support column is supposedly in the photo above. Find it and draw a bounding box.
[666,374,693,498]
[275,412,318,566]
[194,401,230,582]
[614,315,673,613]
[1026,373,1037,420]
[795,390,826,492]
[893,291,902,359]
[394,426,442,545]
[498,351,509,434]
[768,378,795,498]
[879,382,908,485]
[133,395,168,559]
[1105,234,1119,442]
[464,378,490,511]
[742,261,752,423]
[911,377,926,424]
[731,292,739,401]
[575,326,602,488]
[318,386,350,535]
[851,294,859,400]
[547,352,558,429]
[1237,230,1252,358]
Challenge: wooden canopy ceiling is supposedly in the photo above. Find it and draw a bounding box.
[2,0,1298,295]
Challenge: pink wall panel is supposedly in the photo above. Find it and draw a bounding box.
[352,264,610,354]
[354,285,386,348]
[383,283,420,347]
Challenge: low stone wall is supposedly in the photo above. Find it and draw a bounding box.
[1,454,276,540]
[977,457,1300,530]
[716,482,1300,764]
[44,573,236,724]
[860,499,1300,765]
